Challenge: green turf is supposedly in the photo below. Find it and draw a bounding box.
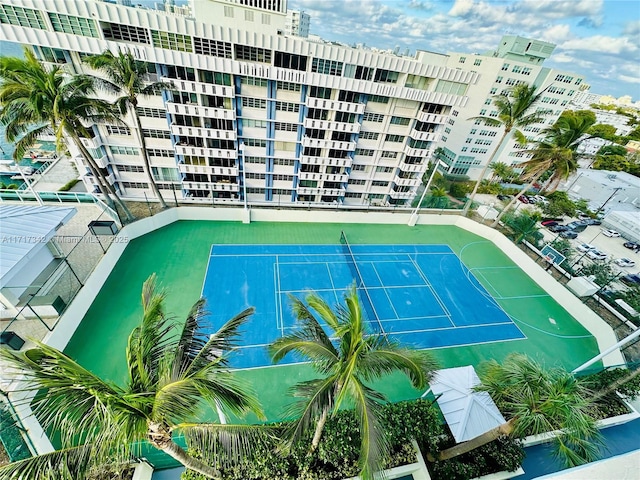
[64,220,601,424]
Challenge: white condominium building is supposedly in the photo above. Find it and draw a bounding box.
[428,36,587,179]
[285,9,310,38]
[0,1,585,206]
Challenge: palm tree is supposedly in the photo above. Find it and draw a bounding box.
[502,211,541,244]
[432,354,603,468]
[489,161,515,183]
[0,48,134,222]
[269,286,439,479]
[0,275,265,479]
[491,112,595,227]
[85,50,174,209]
[427,186,449,208]
[465,84,550,214]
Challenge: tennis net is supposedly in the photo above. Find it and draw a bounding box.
[340,231,385,335]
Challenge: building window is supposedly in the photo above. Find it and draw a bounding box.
[360,132,379,140]
[275,101,300,112]
[385,134,405,143]
[143,129,171,139]
[348,179,366,185]
[309,86,332,99]
[147,149,174,158]
[244,156,266,164]
[501,63,509,71]
[522,67,532,76]
[243,138,267,147]
[274,52,308,71]
[102,23,150,44]
[405,74,430,90]
[241,77,267,87]
[355,148,374,156]
[244,10,254,21]
[363,112,384,123]
[474,59,482,66]
[106,125,131,135]
[274,122,297,132]
[235,45,272,63]
[244,119,267,128]
[372,180,389,187]
[380,151,397,158]
[368,95,389,104]
[137,107,166,118]
[277,81,301,91]
[459,56,466,63]
[110,146,139,155]
[0,5,46,29]
[496,76,503,83]
[194,38,232,58]
[390,116,411,126]
[374,69,399,83]
[434,80,467,96]
[262,14,271,25]
[121,181,149,189]
[343,64,373,81]
[490,88,497,94]
[242,97,267,108]
[116,164,144,173]
[48,13,99,37]
[223,6,234,17]
[311,58,344,76]
[352,164,367,171]
[151,30,193,52]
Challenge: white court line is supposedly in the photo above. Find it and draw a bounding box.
[497,294,552,300]
[410,254,454,325]
[274,255,285,335]
[370,261,401,320]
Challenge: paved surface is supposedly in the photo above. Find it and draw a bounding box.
[31,156,79,192]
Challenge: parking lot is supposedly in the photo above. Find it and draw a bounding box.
[540,220,640,277]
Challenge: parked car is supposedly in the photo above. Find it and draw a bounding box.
[587,249,607,261]
[584,218,602,226]
[577,212,591,220]
[549,225,569,232]
[620,274,640,286]
[542,221,559,227]
[517,195,529,204]
[614,258,636,268]
[602,229,621,237]
[560,231,578,239]
[497,194,511,201]
[623,241,640,251]
[577,243,596,253]
[567,221,588,233]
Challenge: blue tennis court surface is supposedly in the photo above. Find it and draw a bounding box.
[202,244,526,369]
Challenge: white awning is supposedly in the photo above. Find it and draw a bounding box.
[429,365,506,443]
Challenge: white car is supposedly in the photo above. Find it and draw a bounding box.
[614,258,636,268]
[577,243,595,253]
[602,229,621,237]
[587,249,608,261]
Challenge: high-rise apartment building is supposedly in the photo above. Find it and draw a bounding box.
[426,36,587,178]
[0,0,476,207]
[0,1,586,206]
[285,9,310,38]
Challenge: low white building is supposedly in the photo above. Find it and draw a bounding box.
[562,169,640,215]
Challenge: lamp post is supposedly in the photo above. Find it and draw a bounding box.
[596,186,622,216]
[408,159,446,226]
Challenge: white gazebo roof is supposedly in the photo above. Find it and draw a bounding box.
[0,205,76,282]
[429,365,506,443]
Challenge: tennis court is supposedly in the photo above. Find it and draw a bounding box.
[203,233,525,369]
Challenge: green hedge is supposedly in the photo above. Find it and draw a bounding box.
[181,399,525,480]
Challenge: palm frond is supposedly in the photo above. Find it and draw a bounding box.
[179,423,280,468]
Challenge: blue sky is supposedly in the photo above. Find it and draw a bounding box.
[289,0,640,100]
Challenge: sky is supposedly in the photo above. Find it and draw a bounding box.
[288,0,640,101]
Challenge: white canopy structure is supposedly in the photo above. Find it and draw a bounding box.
[429,365,506,443]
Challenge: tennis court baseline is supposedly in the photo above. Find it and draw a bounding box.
[202,243,525,369]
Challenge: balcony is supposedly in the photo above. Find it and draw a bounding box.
[409,130,438,142]
[170,124,236,141]
[299,155,352,168]
[404,145,432,157]
[302,137,356,151]
[303,118,361,134]
[298,172,348,183]
[165,102,235,120]
[393,175,420,187]
[161,77,233,98]
[389,190,414,200]
[417,112,447,124]
[297,187,345,196]
[177,164,238,176]
[305,97,365,114]
[182,181,239,192]
[174,144,238,159]
[399,163,424,173]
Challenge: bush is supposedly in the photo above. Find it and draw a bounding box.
[58,178,80,191]
[426,435,525,480]
[583,367,640,419]
[182,399,443,480]
[448,181,472,198]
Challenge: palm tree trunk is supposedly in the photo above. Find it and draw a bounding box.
[464,129,510,215]
[490,173,542,227]
[131,106,168,209]
[428,418,516,462]
[309,405,329,452]
[148,422,222,479]
[70,133,135,222]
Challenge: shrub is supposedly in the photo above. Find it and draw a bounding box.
[58,178,80,191]
[448,181,472,198]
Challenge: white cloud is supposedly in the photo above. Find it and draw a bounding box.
[562,35,638,55]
